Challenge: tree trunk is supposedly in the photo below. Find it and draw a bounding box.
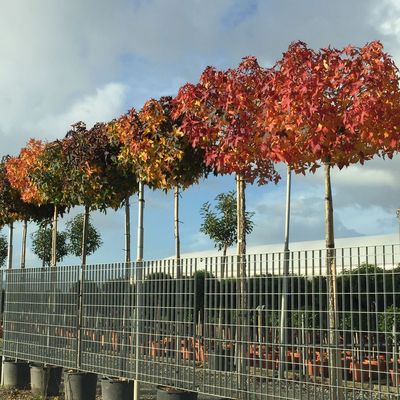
[222,243,228,279]
[51,205,58,268]
[136,182,144,262]
[20,220,27,269]
[174,186,180,260]
[279,166,291,378]
[7,222,13,270]
[324,163,343,399]
[236,175,246,258]
[174,185,183,375]
[120,197,131,376]
[125,196,131,263]
[134,182,145,400]
[77,205,90,369]
[81,206,90,267]
[217,244,229,343]
[236,174,248,398]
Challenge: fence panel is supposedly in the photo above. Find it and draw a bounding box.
[3,266,79,369]
[1,244,400,400]
[135,258,197,392]
[80,262,136,378]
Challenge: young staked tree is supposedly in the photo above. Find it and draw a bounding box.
[175,58,279,259]
[31,225,69,267]
[2,152,54,268]
[62,122,137,266]
[175,57,279,392]
[200,190,254,262]
[137,96,206,260]
[261,40,400,395]
[29,140,70,267]
[109,97,207,392]
[109,96,206,260]
[66,213,102,258]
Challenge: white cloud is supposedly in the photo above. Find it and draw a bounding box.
[36,82,127,139]
[371,0,400,63]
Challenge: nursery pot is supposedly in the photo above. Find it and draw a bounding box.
[30,364,62,396]
[3,360,30,389]
[101,377,133,400]
[157,386,198,400]
[64,370,97,400]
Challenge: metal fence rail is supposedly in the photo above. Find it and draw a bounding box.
[2,244,400,399]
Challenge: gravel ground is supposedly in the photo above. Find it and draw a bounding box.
[0,383,218,400]
[0,379,397,400]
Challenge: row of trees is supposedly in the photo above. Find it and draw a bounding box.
[0,214,101,268]
[31,213,102,266]
[1,40,398,269]
[0,40,399,395]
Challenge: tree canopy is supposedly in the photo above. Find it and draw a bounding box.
[200,191,254,256]
[61,122,138,210]
[66,213,102,258]
[0,157,54,226]
[109,96,207,190]
[31,226,69,267]
[174,57,280,185]
[261,41,400,172]
[0,231,7,267]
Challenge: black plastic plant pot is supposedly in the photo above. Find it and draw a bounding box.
[30,364,62,397]
[64,370,97,400]
[3,360,30,389]
[157,386,198,400]
[101,377,133,400]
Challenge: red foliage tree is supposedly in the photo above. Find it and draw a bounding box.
[260,40,400,392]
[174,57,280,258]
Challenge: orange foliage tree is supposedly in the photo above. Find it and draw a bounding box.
[4,140,57,268]
[109,96,207,260]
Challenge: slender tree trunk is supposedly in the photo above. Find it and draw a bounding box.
[51,205,58,268]
[174,185,183,378]
[120,197,131,377]
[174,186,180,260]
[134,182,144,400]
[236,175,246,258]
[125,196,131,263]
[7,222,13,270]
[222,244,228,279]
[236,174,248,398]
[81,206,90,267]
[77,205,90,369]
[324,163,343,399]
[136,182,144,262]
[3,223,13,386]
[217,244,229,343]
[20,220,27,269]
[279,166,291,378]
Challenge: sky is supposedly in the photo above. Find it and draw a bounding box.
[0,0,400,266]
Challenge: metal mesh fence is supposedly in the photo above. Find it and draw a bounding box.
[2,244,400,399]
[3,266,79,368]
